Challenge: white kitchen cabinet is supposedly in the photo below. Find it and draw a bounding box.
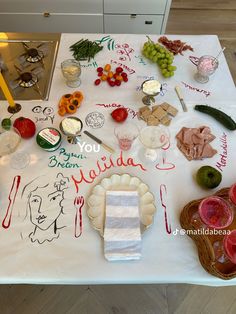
[0,0,172,34]
[104,0,172,34]
[0,0,103,33]
[104,0,167,15]
[0,14,103,33]
[104,14,163,35]
[0,0,103,13]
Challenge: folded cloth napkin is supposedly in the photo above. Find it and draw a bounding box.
[104,190,141,261]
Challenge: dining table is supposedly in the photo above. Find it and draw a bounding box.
[0,33,236,286]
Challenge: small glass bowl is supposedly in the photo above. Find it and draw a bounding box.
[61,59,81,88]
[194,55,219,84]
[141,79,162,106]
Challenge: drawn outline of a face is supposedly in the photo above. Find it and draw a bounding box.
[29,189,64,230]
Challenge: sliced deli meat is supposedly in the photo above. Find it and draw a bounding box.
[176,126,217,161]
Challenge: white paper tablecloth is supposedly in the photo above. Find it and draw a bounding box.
[0,33,236,286]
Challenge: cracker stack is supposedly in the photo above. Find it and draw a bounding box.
[138,102,178,126]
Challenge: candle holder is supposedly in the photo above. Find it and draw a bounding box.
[7,103,21,114]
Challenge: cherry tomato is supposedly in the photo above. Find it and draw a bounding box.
[104,64,111,72]
[123,77,128,82]
[116,67,123,73]
[115,80,121,86]
[94,79,101,85]
[97,67,103,72]
[101,74,107,81]
[97,72,103,77]
[121,72,127,78]
[116,75,123,81]
[109,81,115,87]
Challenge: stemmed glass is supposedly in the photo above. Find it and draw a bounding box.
[141,79,162,106]
[139,126,169,162]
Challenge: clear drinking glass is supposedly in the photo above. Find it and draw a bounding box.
[114,123,139,151]
[61,59,81,88]
[194,55,219,83]
[0,125,30,169]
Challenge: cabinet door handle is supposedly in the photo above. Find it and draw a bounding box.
[43,12,51,17]
[130,14,137,18]
[145,21,153,25]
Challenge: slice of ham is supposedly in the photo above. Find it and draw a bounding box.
[176,126,217,161]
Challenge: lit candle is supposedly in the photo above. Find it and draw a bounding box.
[0,71,15,108]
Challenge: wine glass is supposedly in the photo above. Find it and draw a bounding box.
[61,59,81,88]
[0,125,30,169]
[139,126,169,162]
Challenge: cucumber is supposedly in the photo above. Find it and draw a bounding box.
[194,105,236,130]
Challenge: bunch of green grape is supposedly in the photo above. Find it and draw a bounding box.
[142,37,177,78]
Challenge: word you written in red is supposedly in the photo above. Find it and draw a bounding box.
[72,151,146,192]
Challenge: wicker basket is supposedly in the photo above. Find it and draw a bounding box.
[180,188,236,280]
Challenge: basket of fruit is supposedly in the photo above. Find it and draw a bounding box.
[180,185,236,280]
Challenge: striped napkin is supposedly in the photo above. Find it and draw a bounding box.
[104,190,141,261]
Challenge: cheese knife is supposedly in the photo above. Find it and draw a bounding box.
[83,130,115,154]
[175,85,187,112]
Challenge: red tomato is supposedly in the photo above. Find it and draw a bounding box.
[13,117,36,139]
[111,108,128,122]
[116,67,123,73]
[94,79,101,85]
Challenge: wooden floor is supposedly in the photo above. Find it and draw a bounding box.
[2,284,236,313]
[1,1,236,313]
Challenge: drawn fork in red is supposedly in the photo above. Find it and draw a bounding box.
[74,196,85,238]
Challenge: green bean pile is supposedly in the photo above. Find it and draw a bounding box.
[70,39,103,62]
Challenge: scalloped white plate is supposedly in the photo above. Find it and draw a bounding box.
[87,174,156,236]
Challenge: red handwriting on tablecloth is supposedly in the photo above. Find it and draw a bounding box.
[215,132,228,172]
[110,59,136,75]
[155,141,175,171]
[72,151,146,192]
[115,43,134,61]
[96,103,138,119]
[181,81,211,97]
[160,184,172,234]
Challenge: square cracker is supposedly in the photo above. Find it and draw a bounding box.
[160,115,171,126]
[160,102,170,111]
[147,115,160,126]
[152,106,167,120]
[167,104,178,117]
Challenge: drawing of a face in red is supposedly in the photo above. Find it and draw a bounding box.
[29,188,64,230]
